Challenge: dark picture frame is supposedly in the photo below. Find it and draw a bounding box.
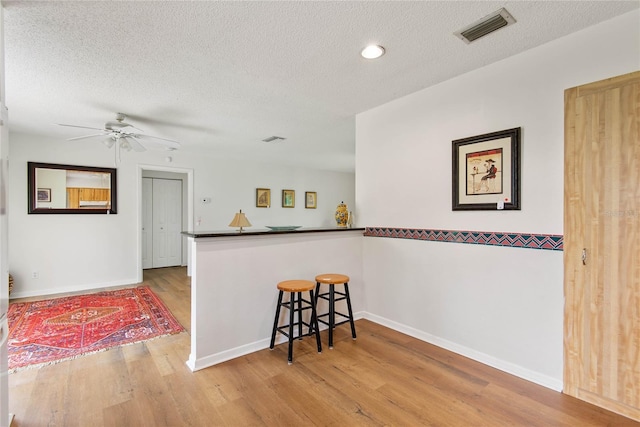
[452,127,521,211]
[37,188,51,202]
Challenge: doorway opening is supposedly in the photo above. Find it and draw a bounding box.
[137,165,193,281]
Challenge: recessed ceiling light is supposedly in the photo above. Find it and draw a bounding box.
[361,44,385,59]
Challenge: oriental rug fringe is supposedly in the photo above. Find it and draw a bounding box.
[7,286,184,373]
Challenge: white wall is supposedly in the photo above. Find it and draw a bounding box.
[8,133,355,298]
[356,10,640,390]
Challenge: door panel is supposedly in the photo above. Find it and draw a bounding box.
[142,178,153,269]
[564,71,640,421]
[152,178,182,268]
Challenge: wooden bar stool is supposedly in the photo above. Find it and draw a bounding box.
[269,279,322,364]
[314,273,356,349]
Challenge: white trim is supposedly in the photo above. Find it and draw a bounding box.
[362,312,563,392]
[8,277,139,300]
[183,305,562,391]
[187,311,364,372]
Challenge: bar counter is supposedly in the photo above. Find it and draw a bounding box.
[182,226,365,239]
[183,226,364,372]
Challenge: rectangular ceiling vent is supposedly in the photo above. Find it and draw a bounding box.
[454,8,516,44]
[261,136,286,143]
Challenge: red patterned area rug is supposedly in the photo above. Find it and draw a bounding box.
[7,286,184,372]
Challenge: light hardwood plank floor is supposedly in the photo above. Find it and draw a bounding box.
[8,267,639,426]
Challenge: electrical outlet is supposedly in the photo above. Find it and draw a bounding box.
[32,271,39,279]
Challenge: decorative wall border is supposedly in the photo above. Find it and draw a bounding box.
[364,227,563,251]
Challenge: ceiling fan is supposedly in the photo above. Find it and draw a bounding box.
[57,112,181,152]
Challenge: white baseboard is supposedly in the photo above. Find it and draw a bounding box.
[185,310,561,392]
[187,311,365,372]
[9,277,141,299]
[187,337,274,371]
[362,312,563,392]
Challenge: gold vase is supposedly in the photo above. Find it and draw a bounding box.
[335,201,348,228]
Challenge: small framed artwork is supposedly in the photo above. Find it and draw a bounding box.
[37,188,51,202]
[452,127,521,211]
[256,188,270,208]
[282,189,295,208]
[305,191,317,209]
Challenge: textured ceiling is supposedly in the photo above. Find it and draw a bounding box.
[4,1,638,172]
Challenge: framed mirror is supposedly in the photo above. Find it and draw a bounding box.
[28,162,117,214]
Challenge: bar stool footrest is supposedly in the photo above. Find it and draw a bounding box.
[276,321,316,339]
[316,312,352,327]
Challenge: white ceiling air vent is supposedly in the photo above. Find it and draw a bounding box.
[454,8,516,44]
[262,136,286,143]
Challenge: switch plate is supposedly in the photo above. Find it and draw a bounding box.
[497,201,504,210]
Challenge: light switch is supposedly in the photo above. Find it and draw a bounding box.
[497,201,504,210]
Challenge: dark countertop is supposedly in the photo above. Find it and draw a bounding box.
[182,227,365,239]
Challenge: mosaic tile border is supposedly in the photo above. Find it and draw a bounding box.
[364,227,563,251]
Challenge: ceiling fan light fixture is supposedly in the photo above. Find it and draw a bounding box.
[102,137,115,148]
[361,44,385,59]
[120,139,132,152]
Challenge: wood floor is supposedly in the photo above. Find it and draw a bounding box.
[8,267,639,426]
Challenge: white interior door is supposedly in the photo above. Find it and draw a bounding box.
[141,178,153,269]
[152,178,182,268]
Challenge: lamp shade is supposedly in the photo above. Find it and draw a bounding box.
[229,209,252,232]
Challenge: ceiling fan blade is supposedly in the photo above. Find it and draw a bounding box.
[57,123,106,132]
[116,111,213,132]
[67,133,109,141]
[123,136,146,152]
[135,134,181,149]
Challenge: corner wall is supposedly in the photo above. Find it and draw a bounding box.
[355,10,640,389]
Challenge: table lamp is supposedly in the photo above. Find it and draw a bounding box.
[229,209,252,232]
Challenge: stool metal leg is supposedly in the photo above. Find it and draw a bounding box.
[287,292,295,364]
[344,283,357,339]
[314,282,320,310]
[309,289,322,353]
[270,291,284,349]
[297,292,303,340]
[329,284,335,349]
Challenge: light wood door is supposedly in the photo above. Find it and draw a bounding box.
[152,178,182,268]
[564,71,640,421]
